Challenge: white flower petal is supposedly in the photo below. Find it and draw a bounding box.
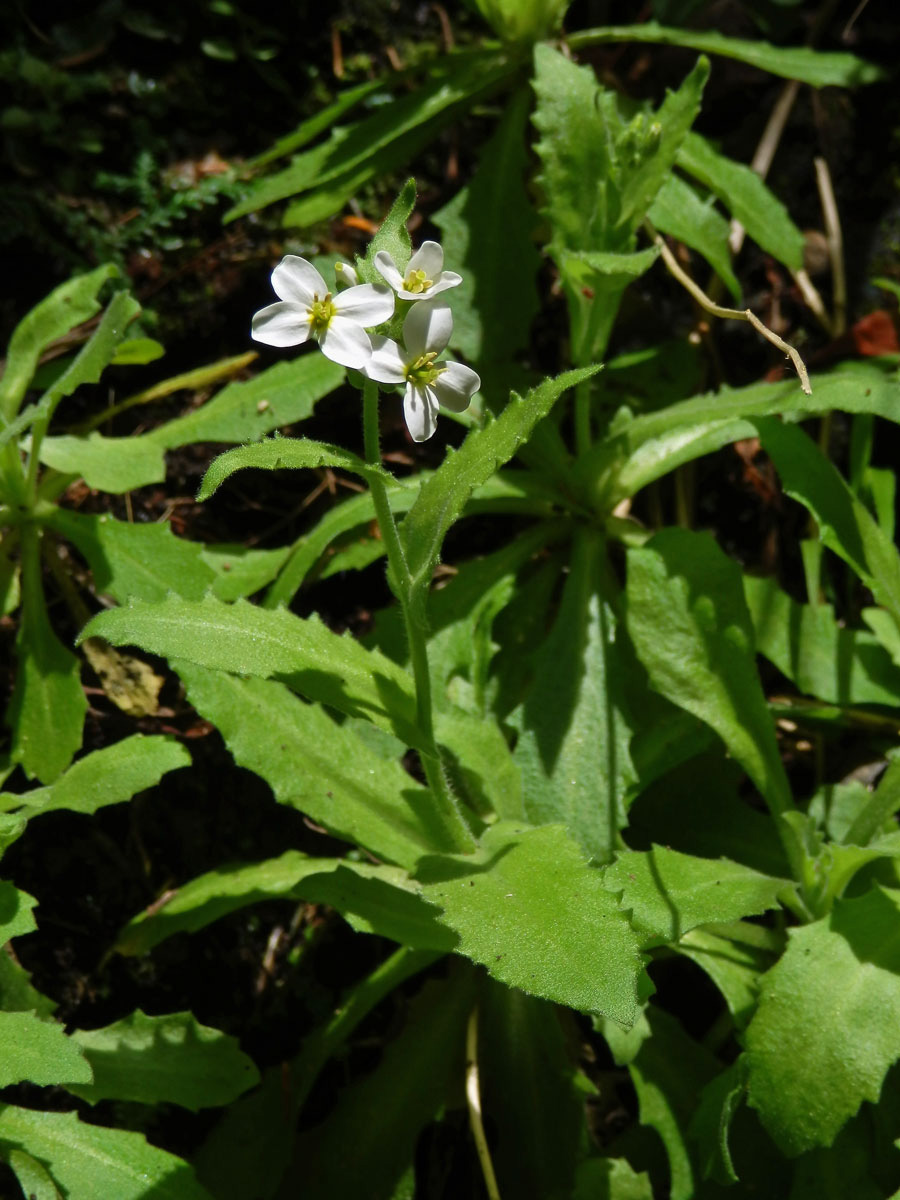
[424,272,463,297]
[333,282,394,327]
[317,317,372,369]
[403,384,439,442]
[251,301,311,348]
[407,240,444,279]
[334,261,359,288]
[403,300,453,357]
[365,336,408,385]
[433,361,480,412]
[271,256,328,305]
[374,251,404,291]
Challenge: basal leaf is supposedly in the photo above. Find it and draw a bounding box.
[746,886,900,1155]
[68,1010,259,1110]
[401,365,599,603]
[605,847,787,944]
[416,821,645,1022]
[754,416,900,629]
[201,544,292,602]
[7,1149,63,1200]
[744,573,900,707]
[0,1105,213,1200]
[512,529,636,861]
[8,534,86,783]
[0,735,190,818]
[196,435,396,501]
[0,1012,91,1088]
[80,593,423,752]
[175,662,450,864]
[677,132,805,270]
[626,529,792,817]
[0,265,117,421]
[648,173,741,301]
[37,432,166,492]
[568,23,882,87]
[47,508,216,602]
[433,85,540,365]
[676,921,780,1029]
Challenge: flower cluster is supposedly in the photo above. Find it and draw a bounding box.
[251,241,479,442]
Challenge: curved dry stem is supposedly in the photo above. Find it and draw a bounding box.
[466,1005,502,1200]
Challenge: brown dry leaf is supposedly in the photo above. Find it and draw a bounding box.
[82,637,164,717]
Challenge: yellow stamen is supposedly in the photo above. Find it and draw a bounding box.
[308,292,336,332]
[403,268,433,295]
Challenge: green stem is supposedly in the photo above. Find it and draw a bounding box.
[574,378,592,458]
[362,381,475,852]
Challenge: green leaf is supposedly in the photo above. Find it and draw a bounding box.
[109,336,165,366]
[0,881,37,941]
[401,365,599,604]
[568,23,881,87]
[512,529,636,861]
[7,1149,63,1200]
[605,847,787,944]
[648,173,741,302]
[0,1105,213,1200]
[248,76,388,168]
[360,178,417,286]
[689,1060,746,1186]
[196,435,395,501]
[677,132,805,270]
[572,1156,654,1199]
[0,265,117,421]
[416,821,645,1022]
[0,1012,91,1088]
[68,1010,259,1110]
[175,662,451,865]
[225,49,514,220]
[617,57,709,230]
[0,735,190,817]
[149,354,345,448]
[532,43,629,255]
[201,543,292,602]
[433,85,540,364]
[480,983,589,1200]
[676,921,779,1029]
[744,573,900,706]
[37,431,166,491]
[7,533,86,783]
[80,593,424,752]
[280,970,476,1200]
[754,416,900,629]
[0,948,56,1018]
[437,708,523,821]
[47,508,216,602]
[746,886,900,1155]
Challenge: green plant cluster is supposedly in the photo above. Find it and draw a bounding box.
[1,6,899,1199]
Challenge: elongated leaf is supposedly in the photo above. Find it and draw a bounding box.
[175,662,451,864]
[80,593,423,752]
[676,921,779,1029]
[568,23,881,87]
[677,132,805,270]
[37,431,166,491]
[0,735,190,817]
[746,886,900,1154]
[689,1060,745,1186]
[401,365,599,603]
[68,1010,259,1110]
[480,984,588,1200]
[416,821,645,1022]
[648,173,741,301]
[40,290,141,419]
[0,265,117,420]
[0,881,37,941]
[0,1105,213,1200]
[249,76,388,168]
[280,970,476,1200]
[626,529,792,815]
[605,847,787,944]
[47,508,216,602]
[360,177,416,285]
[744,574,900,706]
[617,57,709,230]
[573,1158,654,1199]
[512,529,636,861]
[0,1012,91,1088]
[754,417,900,629]
[149,354,345,449]
[7,1149,63,1200]
[433,85,540,365]
[226,50,514,220]
[8,533,86,783]
[197,435,395,501]
[201,544,292,602]
[580,365,900,508]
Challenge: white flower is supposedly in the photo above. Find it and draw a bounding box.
[365,302,480,442]
[334,261,358,289]
[251,255,393,369]
[374,240,462,302]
